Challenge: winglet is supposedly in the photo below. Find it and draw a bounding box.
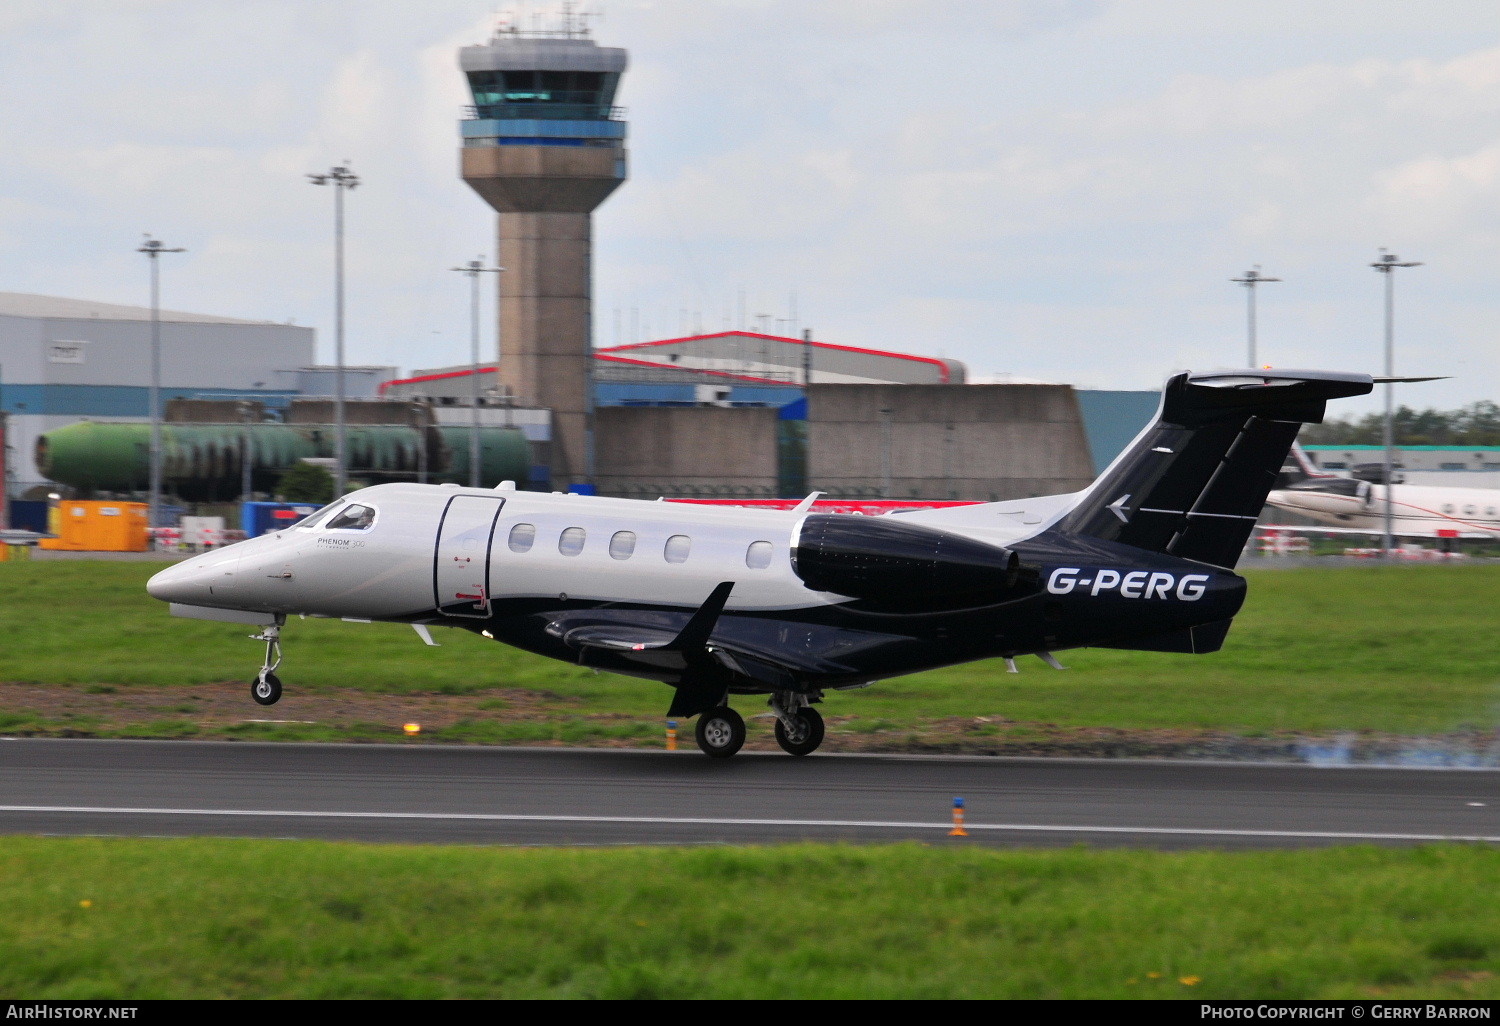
[791,491,825,514]
[668,582,735,652]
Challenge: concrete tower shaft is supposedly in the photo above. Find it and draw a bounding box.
[459,29,627,488]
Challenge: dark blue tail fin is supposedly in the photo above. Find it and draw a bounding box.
[1057,370,1373,569]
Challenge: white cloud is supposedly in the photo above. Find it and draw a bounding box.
[0,0,1496,413]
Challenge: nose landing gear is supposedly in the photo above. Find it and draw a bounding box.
[249,616,286,706]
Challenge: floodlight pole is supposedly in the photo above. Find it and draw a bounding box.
[138,235,186,529]
[307,164,359,496]
[1229,266,1281,368]
[1370,249,1422,560]
[451,258,502,487]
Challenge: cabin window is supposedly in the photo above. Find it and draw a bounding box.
[508,523,535,553]
[609,531,636,560]
[296,502,342,530]
[1442,505,1456,515]
[1487,508,1497,517]
[326,504,376,531]
[745,541,773,569]
[559,527,586,556]
[664,534,691,564]
[1463,506,1476,516]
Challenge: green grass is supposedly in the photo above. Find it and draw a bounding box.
[3,836,1499,998]
[0,561,1497,739]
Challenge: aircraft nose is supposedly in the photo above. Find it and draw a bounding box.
[146,550,242,605]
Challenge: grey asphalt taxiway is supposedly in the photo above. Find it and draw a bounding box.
[2,739,1499,848]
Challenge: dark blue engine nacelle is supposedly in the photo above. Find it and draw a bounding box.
[791,514,1033,608]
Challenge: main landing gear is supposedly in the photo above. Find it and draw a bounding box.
[770,691,824,757]
[695,706,746,758]
[249,617,286,706]
[692,693,826,758]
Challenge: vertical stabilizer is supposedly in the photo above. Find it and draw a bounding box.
[1056,370,1374,568]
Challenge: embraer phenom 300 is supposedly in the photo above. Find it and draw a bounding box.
[148,369,1373,757]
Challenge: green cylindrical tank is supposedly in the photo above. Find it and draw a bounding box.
[433,426,533,488]
[36,421,531,498]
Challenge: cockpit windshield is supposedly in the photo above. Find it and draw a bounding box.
[295,502,344,530]
[326,503,377,531]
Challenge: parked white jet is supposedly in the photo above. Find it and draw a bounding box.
[148,369,1374,757]
[1265,447,1500,542]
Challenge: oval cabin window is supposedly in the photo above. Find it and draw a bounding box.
[745,541,773,569]
[609,531,637,560]
[559,527,586,556]
[664,534,691,564]
[508,523,535,553]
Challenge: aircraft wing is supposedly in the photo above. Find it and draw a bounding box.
[546,613,854,688]
[541,583,877,695]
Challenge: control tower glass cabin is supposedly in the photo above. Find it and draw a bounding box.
[459,29,628,488]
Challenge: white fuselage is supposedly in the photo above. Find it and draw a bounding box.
[147,482,1070,623]
[1266,482,1500,539]
[149,483,838,620]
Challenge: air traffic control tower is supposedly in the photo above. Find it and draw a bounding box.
[459,16,627,488]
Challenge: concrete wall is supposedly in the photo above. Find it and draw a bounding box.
[807,384,1095,501]
[595,406,779,499]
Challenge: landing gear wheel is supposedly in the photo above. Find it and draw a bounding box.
[774,706,825,756]
[695,706,746,758]
[251,673,282,706]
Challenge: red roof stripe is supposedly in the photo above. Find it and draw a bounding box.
[377,366,497,394]
[597,332,953,383]
[379,332,958,392]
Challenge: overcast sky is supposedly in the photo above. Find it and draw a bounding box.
[2,0,1498,413]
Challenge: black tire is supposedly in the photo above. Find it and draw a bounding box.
[251,672,282,706]
[774,706,825,756]
[695,706,746,758]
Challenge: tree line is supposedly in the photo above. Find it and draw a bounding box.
[1300,401,1500,446]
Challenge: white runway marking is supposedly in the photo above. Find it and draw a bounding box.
[1,805,1497,843]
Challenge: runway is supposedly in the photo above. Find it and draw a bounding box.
[1,738,1498,849]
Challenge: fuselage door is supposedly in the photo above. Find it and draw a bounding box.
[433,494,506,618]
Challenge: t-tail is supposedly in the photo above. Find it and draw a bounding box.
[1053,370,1374,569]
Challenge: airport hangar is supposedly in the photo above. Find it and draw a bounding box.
[0,291,396,499]
[5,295,1159,507]
[379,329,1161,503]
